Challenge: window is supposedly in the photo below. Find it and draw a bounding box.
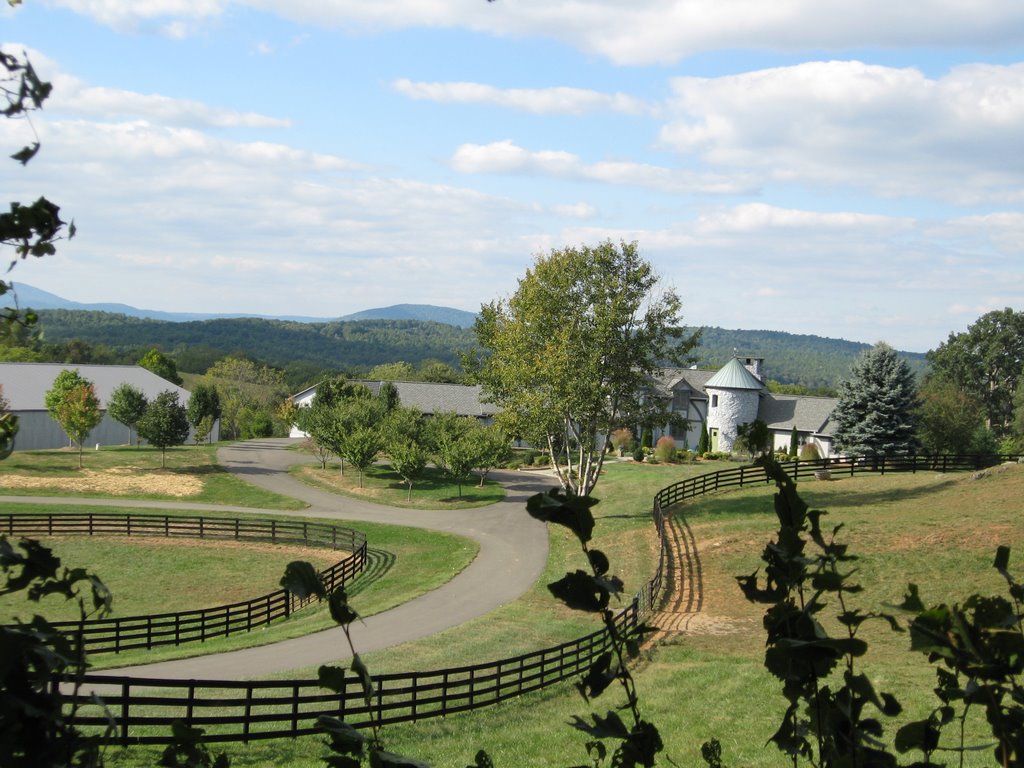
[711,394,718,408]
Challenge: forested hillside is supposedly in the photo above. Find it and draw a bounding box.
[690,327,927,391]
[28,310,927,390]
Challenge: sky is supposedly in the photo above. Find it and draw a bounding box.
[3,1,1023,354]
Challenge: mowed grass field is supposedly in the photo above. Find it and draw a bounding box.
[291,462,506,509]
[104,460,1024,768]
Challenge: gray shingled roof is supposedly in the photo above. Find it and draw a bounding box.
[705,358,765,390]
[758,394,838,434]
[649,367,717,399]
[294,379,498,418]
[0,362,191,410]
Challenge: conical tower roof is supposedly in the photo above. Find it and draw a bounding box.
[705,358,765,390]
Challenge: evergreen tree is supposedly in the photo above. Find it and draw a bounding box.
[789,426,799,456]
[107,383,148,445]
[698,422,710,454]
[832,342,919,456]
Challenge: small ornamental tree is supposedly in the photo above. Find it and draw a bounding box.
[470,423,512,487]
[387,438,428,501]
[186,382,221,444]
[426,412,478,497]
[0,384,16,459]
[789,426,799,457]
[832,342,919,456]
[137,390,191,468]
[45,371,101,467]
[107,383,147,446]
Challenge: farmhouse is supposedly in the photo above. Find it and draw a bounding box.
[291,358,838,457]
[0,362,213,451]
[289,379,498,438]
[650,356,838,457]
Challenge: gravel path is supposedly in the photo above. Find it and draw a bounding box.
[6,438,552,679]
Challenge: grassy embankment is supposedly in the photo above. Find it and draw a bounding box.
[8,449,1021,767]
[104,460,1024,768]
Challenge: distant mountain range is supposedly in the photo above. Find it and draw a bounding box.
[5,283,927,389]
[1,283,478,328]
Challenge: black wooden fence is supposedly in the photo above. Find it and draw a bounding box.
[2,512,368,654]
[62,603,642,745]
[58,453,1018,745]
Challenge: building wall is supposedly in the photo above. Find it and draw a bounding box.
[706,388,759,452]
[12,410,213,451]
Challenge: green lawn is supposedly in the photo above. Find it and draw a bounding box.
[55,460,1024,766]
[290,462,506,509]
[0,444,305,509]
[0,504,479,669]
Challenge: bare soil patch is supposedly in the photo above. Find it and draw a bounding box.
[1,467,203,497]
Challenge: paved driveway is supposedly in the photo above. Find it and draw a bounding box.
[66,438,552,679]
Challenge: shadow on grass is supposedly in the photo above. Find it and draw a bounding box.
[345,547,397,598]
[798,476,958,510]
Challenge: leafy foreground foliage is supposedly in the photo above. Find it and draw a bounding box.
[737,457,1024,768]
[0,534,226,768]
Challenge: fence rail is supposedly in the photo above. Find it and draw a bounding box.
[1,512,368,654]
[59,452,1018,745]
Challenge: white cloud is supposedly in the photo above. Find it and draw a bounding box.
[659,61,1024,203]
[48,1,1024,64]
[451,140,759,195]
[392,79,651,116]
[3,45,289,128]
[50,0,227,31]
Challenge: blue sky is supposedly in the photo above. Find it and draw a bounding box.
[4,1,1023,353]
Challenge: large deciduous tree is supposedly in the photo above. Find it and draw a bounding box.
[137,390,191,468]
[471,240,697,496]
[915,378,989,455]
[204,356,287,440]
[832,342,919,456]
[138,348,183,385]
[927,308,1024,434]
[106,383,148,446]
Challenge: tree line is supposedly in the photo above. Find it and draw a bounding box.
[827,308,1024,458]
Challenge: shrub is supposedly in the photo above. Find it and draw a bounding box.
[610,427,634,455]
[654,435,676,463]
[798,442,821,461]
[632,446,645,462]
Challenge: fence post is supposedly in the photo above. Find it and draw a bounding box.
[121,681,130,747]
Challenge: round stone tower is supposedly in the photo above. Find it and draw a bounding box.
[704,358,764,452]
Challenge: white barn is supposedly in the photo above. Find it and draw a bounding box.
[0,362,215,451]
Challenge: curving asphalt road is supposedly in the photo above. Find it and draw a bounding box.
[9,438,553,680]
